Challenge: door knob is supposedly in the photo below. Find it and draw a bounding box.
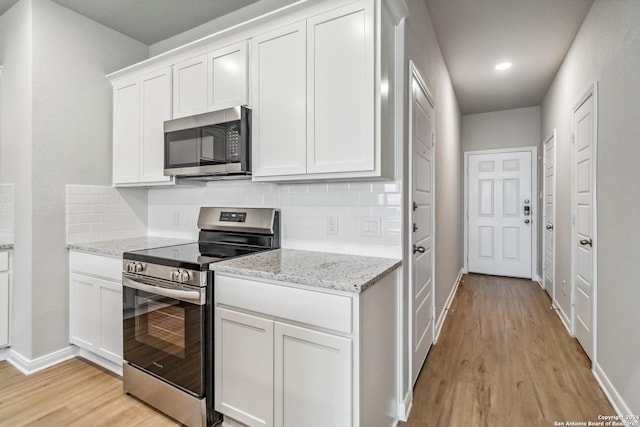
[579,238,593,247]
[413,245,425,254]
[413,223,418,232]
[546,224,554,230]
[524,219,530,224]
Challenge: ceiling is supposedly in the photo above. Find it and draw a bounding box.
[0,0,594,115]
[0,0,260,45]
[424,0,594,114]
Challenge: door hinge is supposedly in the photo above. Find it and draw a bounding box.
[432,133,435,147]
[571,134,576,144]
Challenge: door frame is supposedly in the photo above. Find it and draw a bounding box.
[571,82,598,366]
[542,130,557,302]
[463,147,538,279]
[407,60,436,384]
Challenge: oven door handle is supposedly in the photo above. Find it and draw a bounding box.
[123,276,205,305]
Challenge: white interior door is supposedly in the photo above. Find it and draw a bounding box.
[543,133,556,300]
[410,70,435,386]
[572,88,597,362]
[468,150,533,278]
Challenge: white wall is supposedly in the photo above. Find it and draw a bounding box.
[0,0,148,360]
[401,0,463,411]
[541,0,640,415]
[0,184,13,243]
[0,0,34,358]
[462,106,540,152]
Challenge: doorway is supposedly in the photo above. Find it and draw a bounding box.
[464,148,538,279]
[543,131,556,302]
[572,83,598,363]
[408,62,435,387]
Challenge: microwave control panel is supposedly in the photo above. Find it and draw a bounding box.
[227,126,240,160]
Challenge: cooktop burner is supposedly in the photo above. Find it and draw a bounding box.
[124,242,265,271]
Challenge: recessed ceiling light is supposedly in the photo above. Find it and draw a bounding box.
[495,62,512,71]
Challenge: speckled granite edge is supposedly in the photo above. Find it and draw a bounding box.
[211,249,401,294]
[0,243,13,250]
[67,237,194,257]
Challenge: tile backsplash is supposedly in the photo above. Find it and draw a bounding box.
[66,185,147,243]
[148,180,403,258]
[0,183,14,243]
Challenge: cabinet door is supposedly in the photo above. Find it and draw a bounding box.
[98,280,123,364]
[69,273,99,351]
[141,68,172,184]
[173,54,207,118]
[274,322,352,427]
[0,273,9,347]
[251,22,307,177]
[208,41,247,111]
[215,307,274,427]
[307,0,375,174]
[113,79,141,184]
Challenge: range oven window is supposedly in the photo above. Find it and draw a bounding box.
[123,286,205,397]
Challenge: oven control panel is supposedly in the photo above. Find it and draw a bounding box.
[123,260,206,287]
[219,211,246,222]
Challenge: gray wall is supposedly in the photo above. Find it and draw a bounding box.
[541,0,639,414]
[0,0,148,359]
[462,106,540,152]
[402,0,463,407]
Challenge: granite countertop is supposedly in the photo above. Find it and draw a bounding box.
[210,249,401,294]
[67,236,193,257]
[0,242,13,250]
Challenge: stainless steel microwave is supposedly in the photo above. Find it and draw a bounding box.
[164,106,250,179]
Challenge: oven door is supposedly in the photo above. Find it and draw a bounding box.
[123,274,206,397]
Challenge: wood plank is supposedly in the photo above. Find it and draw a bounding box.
[0,358,179,426]
[402,274,614,426]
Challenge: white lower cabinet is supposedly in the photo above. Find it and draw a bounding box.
[69,251,122,373]
[0,250,11,348]
[215,271,398,427]
[274,322,352,427]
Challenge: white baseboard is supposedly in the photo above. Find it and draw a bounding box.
[555,303,572,335]
[0,346,10,361]
[593,363,633,417]
[7,345,77,375]
[536,275,544,288]
[397,390,412,422]
[76,348,123,376]
[434,268,463,344]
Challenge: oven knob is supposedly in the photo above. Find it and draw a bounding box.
[180,271,190,283]
[125,262,134,273]
[135,262,145,273]
[171,270,181,281]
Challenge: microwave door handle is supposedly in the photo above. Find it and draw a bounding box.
[123,276,203,305]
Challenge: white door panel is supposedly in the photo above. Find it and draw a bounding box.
[572,88,596,362]
[468,151,533,278]
[543,133,556,299]
[410,67,435,386]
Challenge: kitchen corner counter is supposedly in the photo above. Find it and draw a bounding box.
[67,236,193,258]
[210,249,401,293]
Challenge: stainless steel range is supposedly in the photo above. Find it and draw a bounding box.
[122,207,280,427]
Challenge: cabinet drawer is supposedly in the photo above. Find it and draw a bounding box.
[215,274,353,334]
[0,251,8,272]
[69,251,122,282]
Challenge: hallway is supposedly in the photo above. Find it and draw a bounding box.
[402,274,614,427]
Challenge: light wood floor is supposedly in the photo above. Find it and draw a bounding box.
[401,273,614,427]
[0,274,614,426]
[0,358,180,426]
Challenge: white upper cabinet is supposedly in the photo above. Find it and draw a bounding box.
[141,68,172,183]
[172,55,208,118]
[112,79,141,185]
[252,0,397,182]
[251,22,307,177]
[306,1,374,175]
[112,67,174,187]
[173,41,248,119]
[208,42,248,111]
